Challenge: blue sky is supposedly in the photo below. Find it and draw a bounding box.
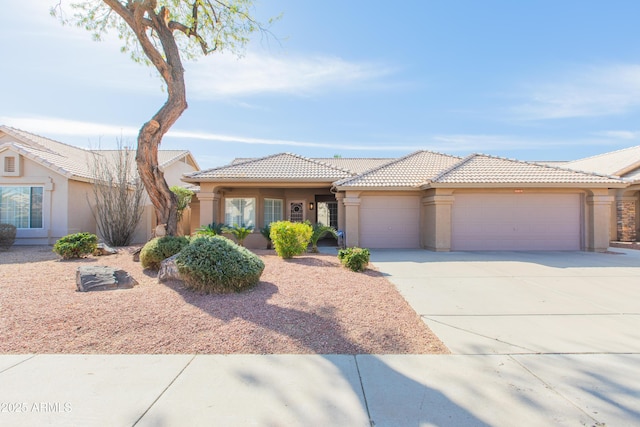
[2,1,640,169]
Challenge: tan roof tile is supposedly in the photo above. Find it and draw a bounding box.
[185,152,355,181]
[432,154,624,184]
[0,125,191,182]
[565,145,640,177]
[335,151,461,188]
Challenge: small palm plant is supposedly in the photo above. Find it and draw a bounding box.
[225,224,254,247]
[260,224,273,249]
[309,223,338,253]
[195,222,225,237]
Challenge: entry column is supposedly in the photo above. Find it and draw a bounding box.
[586,193,614,252]
[422,193,454,251]
[196,190,221,228]
[343,192,361,247]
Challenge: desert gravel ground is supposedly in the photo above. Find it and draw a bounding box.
[0,246,448,354]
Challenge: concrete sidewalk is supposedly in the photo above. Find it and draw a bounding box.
[2,249,639,426]
[3,353,639,426]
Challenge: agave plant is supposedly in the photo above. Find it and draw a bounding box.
[309,223,338,253]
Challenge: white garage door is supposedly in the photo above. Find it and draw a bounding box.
[360,196,420,248]
[452,193,581,251]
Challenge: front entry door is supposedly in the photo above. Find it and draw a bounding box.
[289,201,304,222]
[317,201,338,228]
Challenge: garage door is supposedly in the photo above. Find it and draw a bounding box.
[360,196,420,248]
[452,193,581,250]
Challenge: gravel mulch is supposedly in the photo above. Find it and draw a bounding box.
[0,246,448,355]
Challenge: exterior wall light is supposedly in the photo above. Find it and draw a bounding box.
[309,202,315,210]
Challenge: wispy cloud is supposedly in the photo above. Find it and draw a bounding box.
[513,64,640,120]
[0,116,139,138]
[0,115,413,151]
[595,130,640,140]
[187,53,397,98]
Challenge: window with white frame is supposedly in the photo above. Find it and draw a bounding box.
[224,198,255,227]
[0,186,43,229]
[264,198,283,226]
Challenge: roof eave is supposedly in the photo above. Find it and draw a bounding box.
[333,185,422,192]
[428,182,628,189]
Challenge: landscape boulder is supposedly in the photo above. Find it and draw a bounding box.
[76,266,138,292]
[158,254,182,282]
[93,243,118,256]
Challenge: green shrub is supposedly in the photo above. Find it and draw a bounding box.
[0,223,17,251]
[269,221,312,259]
[338,247,370,272]
[176,235,265,293]
[53,232,98,259]
[170,186,195,222]
[140,235,190,270]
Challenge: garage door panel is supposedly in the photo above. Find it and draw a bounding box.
[452,193,581,251]
[360,196,420,248]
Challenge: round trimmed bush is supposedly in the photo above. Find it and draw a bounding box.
[53,232,98,259]
[176,235,265,293]
[140,236,190,270]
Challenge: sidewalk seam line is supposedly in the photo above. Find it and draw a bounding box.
[354,355,374,427]
[423,316,538,353]
[508,355,603,425]
[0,354,37,375]
[132,354,197,427]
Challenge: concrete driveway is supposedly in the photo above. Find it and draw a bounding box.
[370,248,640,355]
[364,248,640,426]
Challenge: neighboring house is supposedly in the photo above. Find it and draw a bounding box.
[0,126,199,245]
[565,146,640,242]
[182,151,625,252]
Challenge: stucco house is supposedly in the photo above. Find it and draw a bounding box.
[182,151,626,252]
[565,146,640,243]
[0,126,199,245]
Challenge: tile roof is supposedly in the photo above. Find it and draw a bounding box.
[184,152,356,181]
[312,158,394,174]
[0,125,94,179]
[231,157,393,174]
[564,145,640,177]
[335,150,462,188]
[430,154,625,185]
[0,126,192,181]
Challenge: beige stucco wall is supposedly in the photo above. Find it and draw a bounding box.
[67,180,97,236]
[339,186,614,252]
[1,152,67,245]
[194,185,335,249]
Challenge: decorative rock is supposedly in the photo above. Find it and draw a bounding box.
[132,247,142,262]
[154,224,167,237]
[93,243,118,256]
[76,266,138,292]
[158,254,182,283]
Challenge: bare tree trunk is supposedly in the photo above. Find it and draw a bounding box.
[102,0,189,236]
[137,120,180,236]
